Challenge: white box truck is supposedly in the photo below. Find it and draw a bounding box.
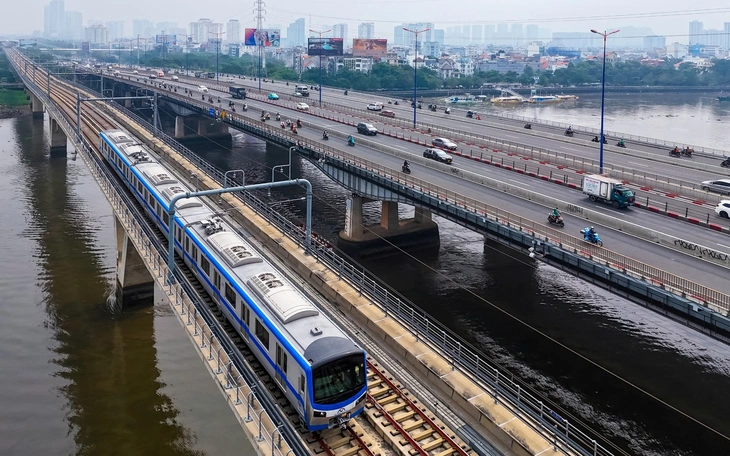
[582,174,635,208]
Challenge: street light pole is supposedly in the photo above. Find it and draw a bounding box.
[309,28,331,107]
[403,27,429,129]
[209,30,226,82]
[590,29,619,174]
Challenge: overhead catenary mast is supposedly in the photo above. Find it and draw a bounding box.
[254,0,267,90]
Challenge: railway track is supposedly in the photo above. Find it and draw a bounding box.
[24,60,480,456]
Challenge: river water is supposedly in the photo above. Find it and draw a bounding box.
[1,92,729,456]
[0,115,252,456]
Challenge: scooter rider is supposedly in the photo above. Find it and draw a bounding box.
[322,130,329,139]
[588,226,596,239]
[551,207,561,219]
[403,160,410,170]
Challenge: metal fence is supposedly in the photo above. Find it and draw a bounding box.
[41,65,730,455]
[12,58,304,456]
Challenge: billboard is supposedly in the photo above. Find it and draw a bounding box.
[307,38,343,56]
[155,34,177,45]
[352,39,387,58]
[244,28,281,47]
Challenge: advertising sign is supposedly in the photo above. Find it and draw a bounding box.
[352,39,387,58]
[244,28,281,47]
[155,34,177,45]
[307,38,343,56]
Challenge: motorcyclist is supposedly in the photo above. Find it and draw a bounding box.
[588,226,596,239]
[347,135,355,145]
[567,126,573,132]
[276,113,281,121]
[618,139,625,147]
[322,130,329,139]
[297,119,302,128]
[445,107,451,114]
[344,90,348,95]
[551,207,561,219]
[525,123,532,129]
[242,103,248,111]
[403,160,410,170]
[673,146,680,154]
[592,135,599,142]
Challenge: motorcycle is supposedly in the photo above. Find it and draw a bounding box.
[681,147,694,157]
[344,90,348,95]
[565,129,574,137]
[402,164,411,174]
[591,136,608,144]
[445,108,451,114]
[466,111,474,118]
[616,141,626,148]
[347,136,355,147]
[524,123,532,130]
[721,158,730,168]
[322,132,329,140]
[394,101,399,105]
[547,214,565,228]
[669,148,681,157]
[276,114,281,121]
[296,119,302,128]
[580,228,603,247]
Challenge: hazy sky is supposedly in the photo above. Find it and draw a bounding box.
[4,0,730,42]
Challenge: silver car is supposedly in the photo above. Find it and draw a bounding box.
[701,179,730,195]
[431,137,458,150]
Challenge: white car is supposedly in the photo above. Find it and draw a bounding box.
[715,200,730,218]
[170,75,179,81]
[132,70,138,74]
[366,103,383,111]
[197,85,209,93]
[296,102,310,111]
[228,77,235,82]
[431,137,458,150]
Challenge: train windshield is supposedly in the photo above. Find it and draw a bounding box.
[312,354,366,405]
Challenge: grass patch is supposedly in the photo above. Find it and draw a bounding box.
[0,88,27,107]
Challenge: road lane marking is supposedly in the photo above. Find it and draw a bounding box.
[717,243,730,250]
[509,179,529,186]
[603,209,625,215]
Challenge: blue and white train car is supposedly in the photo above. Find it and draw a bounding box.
[100,129,368,431]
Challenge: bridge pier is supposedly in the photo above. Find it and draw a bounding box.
[338,195,440,258]
[124,91,132,108]
[172,114,231,147]
[49,117,67,157]
[114,215,154,310]
[29,92,44,119]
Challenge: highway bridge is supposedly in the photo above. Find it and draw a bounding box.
[7,46,635,456]
[64,68,730,334]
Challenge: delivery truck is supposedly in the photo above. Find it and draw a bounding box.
[229,85,247,99]
[582,174,635,208]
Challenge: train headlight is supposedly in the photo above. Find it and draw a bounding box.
[313,411,326,418]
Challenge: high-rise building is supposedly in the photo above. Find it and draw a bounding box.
[688,20,703,46]
[358,22,374,39]
[43,0,65,39]
[394,23,433,47]
[433,29,444,45]
[332,23,348,42]
[484,24,495,44]
[643,36,666,49]
[133,19,154,38]
[461,25,470,44]
[286,18,305,47]
[525,24,539,42]
[189,18,213,43]
[64,11,83,42]
[106,21,125,40]
[724,23,730,50]
[510,23,523,46]
[471,25,483,44]
[496,24,508,46]
[226,19,240,43]
[85,24,108,44]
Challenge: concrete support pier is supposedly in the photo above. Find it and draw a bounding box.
[174,114,231,147]
[338,195,440,258]
[115,215,154,310]
[29,92,44,119]
[49,118,67,157]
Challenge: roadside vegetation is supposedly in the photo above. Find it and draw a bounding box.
[0,51,26,107]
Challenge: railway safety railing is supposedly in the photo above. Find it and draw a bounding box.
[38,63,730,455]
[60,68,730,313]
[11,56,305,456]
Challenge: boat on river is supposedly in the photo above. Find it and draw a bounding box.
[491,88,525,104]
[718,96,730,102]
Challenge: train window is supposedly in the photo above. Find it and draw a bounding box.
[243,305,250,327]
[299,375,305,399]
[185,236,190,253]
[192,246,198,263]
[275,344,288,391]
[224,283,237,308]
[255,320,269,350]
[137,181,143,194]
[200,256,210,276]
[213,270,221,290]
[162,213,169,226]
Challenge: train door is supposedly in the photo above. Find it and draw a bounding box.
[275,344,288,392]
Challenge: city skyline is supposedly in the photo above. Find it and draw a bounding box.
[5,0,730,44]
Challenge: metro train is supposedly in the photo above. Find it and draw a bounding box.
[100,129,367,431]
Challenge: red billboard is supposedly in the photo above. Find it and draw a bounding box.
[352,39,387,58]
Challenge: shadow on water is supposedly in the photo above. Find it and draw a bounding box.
[188,129,730,455]
[11,116,203,456]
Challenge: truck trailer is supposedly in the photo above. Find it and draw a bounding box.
[582,174,635,208]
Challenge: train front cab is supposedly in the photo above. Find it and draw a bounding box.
[304,338,368,430]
